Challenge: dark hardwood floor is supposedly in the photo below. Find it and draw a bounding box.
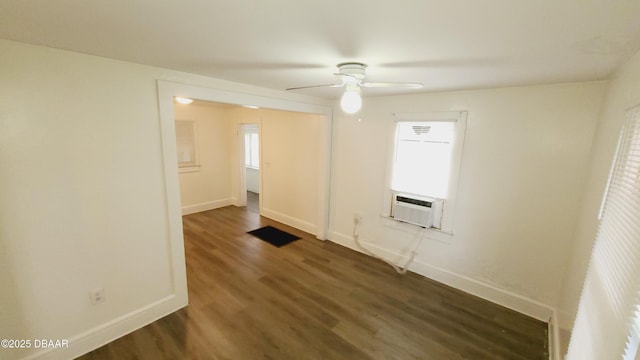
[78,206,548,359]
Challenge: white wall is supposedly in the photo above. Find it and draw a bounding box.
[0,40,174,360]
[558,48,640,346]
[0,39,328,360]
[174,102,233,214]
[328,82,606,320]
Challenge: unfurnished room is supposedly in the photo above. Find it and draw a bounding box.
[1,1,640,359]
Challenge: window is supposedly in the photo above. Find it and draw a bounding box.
[392,121,455,198]
[567,105,640,360]
[388,111,467,233]
[175,120,199,171]
[245,126,259,169]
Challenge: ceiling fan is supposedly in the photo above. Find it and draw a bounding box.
[286,62,424,114]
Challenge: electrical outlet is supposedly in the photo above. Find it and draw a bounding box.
[90,288,105,305]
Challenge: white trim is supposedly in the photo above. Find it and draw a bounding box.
[316,110,333,240]
[157,82,190,309]
[178,165,201,173]
[549,310,562,360]
[159,80,332,116]
[236,124,250,207]
[328,230,554,322]
[175,120,200,168]
[394,110,465,122]
[261,207,317,235]
[181,198,234,215]
[22,295,184,360]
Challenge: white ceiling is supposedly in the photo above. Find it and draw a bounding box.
[2,0,640,99]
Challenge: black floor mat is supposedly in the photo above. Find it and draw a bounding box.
[247,226,301,247]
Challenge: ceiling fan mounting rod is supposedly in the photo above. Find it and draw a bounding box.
[337,62,367,68]
[336,62,367,81]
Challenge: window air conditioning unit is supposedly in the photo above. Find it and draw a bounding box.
[391,192,444,229]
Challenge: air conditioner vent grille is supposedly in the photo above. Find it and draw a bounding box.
[396,196,432,208]
[412,125,431,135]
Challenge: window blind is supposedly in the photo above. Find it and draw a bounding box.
[391,121,455,198]
[567,106,640,359]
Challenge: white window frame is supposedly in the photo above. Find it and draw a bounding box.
[244,126,260,170]
[384,111,467,235]
[175,120,200,173]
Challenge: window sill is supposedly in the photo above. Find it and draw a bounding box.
[379,214,453,243]
[179,165,201,173]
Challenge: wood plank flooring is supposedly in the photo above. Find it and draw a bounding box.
[78,206,548,359]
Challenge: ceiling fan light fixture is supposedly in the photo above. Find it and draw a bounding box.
[340,84,362,114]
[286,61,422,114]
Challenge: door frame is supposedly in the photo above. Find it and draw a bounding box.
[237,123,261,210]
[156,80,333,305]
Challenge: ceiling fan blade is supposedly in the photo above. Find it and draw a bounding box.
[361,82,424,89]
[286,84,344,91]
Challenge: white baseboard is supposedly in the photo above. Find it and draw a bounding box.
[328,230,554,322]
[21,294,186,360]
[261,207,317,236]
[181,198,233,215]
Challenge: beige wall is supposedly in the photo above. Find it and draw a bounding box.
[328,82,606,320]
[171,101,324,234]
[228,107,325,234]
[558,48,640,344]
[261,109,324,233]
[246,168,259,193]
[174,102,233,214]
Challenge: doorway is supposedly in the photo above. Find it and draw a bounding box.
[242,124,260,214]
[157,80,333,313]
